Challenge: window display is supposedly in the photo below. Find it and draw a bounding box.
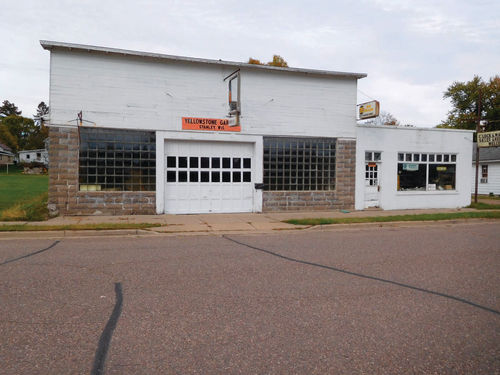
[397,153,457,191]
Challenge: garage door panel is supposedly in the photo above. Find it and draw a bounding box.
[165,140,254,214]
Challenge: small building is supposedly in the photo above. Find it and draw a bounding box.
[0,142,15,166]
[471,144,500,196]
[18,149,49,165]
[356,125,473,210]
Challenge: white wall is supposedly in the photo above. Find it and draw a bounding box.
[355,125,474,210]
[471,162,500,195]
[18,150,49,165]
[49,50,358,138]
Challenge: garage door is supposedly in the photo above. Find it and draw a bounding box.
[164,140,254,214]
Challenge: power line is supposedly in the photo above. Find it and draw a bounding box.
[357,89,376,101]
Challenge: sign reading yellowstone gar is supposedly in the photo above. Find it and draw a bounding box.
[182,117,241,132]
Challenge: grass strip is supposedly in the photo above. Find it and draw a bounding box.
[467,202,500,210]
[0,223,162,232]
[284,211,500,226]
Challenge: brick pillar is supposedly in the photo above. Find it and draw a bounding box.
[335,139,356,208]
[48,126,79,215]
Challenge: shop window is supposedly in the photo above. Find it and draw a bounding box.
[263,137,336,191]
[79,127,155,191]
[397,163,426,191]
[428,164,455,190]
[397,152,457,192]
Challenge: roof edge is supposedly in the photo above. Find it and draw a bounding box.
[357,124,475,133]
[40,40,367,79]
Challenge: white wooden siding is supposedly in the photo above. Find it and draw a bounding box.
[471,162,500,195]
[49,50,357,138]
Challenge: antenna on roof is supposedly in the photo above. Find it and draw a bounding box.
[66,111,96,126]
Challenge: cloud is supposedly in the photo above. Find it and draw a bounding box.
[0,0,498,127]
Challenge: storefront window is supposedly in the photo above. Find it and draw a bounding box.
[428,164,455,190]
[398,163,426,191]
[397,153,457,192]
[79,127,156,191]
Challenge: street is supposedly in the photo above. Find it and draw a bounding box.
[1,222,499,374]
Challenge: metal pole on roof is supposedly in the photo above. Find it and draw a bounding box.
[474,89,482,204]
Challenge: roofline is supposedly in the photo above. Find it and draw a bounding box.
[40,40,367,79]
[357,124,475,133]
[18,149,47,153]
[472,159,500,162]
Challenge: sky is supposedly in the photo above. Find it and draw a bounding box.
[1,0,499,127]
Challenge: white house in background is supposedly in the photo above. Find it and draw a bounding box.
[471,144,500,196]
[356,125,474,210]
[0,142,15,165]
[18,149,49,165]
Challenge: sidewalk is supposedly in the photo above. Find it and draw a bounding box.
[0,207,488,238]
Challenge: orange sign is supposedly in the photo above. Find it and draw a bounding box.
[182,117,241,132]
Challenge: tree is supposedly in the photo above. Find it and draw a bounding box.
[439,75,500,132]
[248,57,263,65]
[360,111,400,126]
[247,55,289,68]
[1,115,39,150]
[35,101,49,120]
[0,100,22,116]
[267,55,288,68]
[0,124,18,151]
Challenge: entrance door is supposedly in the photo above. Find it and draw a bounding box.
[364,162,380,208]
[164,140,254,214]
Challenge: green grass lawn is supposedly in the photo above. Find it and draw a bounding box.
[284,211,500,226]
[0,171,48,215]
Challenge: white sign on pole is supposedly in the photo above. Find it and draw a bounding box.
[477,130,500,148]
[358,100,380,120]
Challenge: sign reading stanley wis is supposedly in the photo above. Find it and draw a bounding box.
[477,130,500,148]
[357,100,380,120]
[182,117,241,132]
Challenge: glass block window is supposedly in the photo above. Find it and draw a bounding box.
[263,137,336,191]
[79,127,156,191]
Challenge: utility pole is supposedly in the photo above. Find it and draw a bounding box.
[474,89,482,204]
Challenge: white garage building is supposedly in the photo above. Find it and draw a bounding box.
[41,40,474,215]
[42,40,360,215]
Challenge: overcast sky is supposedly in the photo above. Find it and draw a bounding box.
[1,0,499,126]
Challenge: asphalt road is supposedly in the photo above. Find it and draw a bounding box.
[1,222,499,374]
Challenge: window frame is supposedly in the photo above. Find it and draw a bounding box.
[397,152,458,192]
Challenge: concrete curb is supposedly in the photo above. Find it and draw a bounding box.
[0,218,498,240]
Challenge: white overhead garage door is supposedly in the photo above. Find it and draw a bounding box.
[164,140,254,214]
